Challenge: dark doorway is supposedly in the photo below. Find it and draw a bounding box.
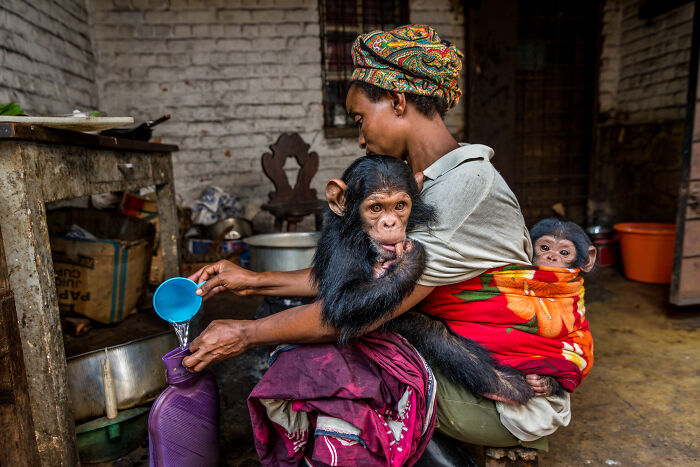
[466,0,600,226]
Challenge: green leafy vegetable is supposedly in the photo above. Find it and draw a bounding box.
[0,102,25,116]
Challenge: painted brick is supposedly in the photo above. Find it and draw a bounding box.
[0,0,466,210]
[599,0,694,123]
[0,0,98,114]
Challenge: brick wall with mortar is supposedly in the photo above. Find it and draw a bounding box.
[0,0,98,114]
[590,0,693,224]
[599,0,694,124]
[87,0,465,228]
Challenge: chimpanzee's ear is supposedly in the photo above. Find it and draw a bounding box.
[414,171,424,191]
[581,245,597,272]
[326,179,347,216]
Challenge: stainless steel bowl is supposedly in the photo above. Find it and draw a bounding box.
[66,332,177,422]
[204,217,253,240]
[245,232,320,272]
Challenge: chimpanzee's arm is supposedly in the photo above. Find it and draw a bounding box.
[319,243,427,342]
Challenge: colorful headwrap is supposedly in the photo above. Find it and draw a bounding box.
[351,24,463,110]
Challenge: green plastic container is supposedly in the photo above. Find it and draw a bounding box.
[75,406,150,463]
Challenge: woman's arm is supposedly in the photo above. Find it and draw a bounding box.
[187,260,318,299]
[182,283,435,372]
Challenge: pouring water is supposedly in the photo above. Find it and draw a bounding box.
[172,320,190,350]
[153,277,204,350]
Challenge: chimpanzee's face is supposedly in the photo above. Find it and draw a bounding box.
[360,189,412,259]
[533,235,577,268]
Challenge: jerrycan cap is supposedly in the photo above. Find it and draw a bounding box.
[153,277,205,323]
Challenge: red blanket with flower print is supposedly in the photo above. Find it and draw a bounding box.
[419,265,593,392]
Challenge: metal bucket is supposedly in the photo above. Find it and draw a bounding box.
[66,332,177,422]
[245,232,320,272]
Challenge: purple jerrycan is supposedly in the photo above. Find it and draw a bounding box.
[149,347,219,466]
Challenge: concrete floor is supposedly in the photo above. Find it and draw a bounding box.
[538,266,700,466]
[100,266,700,466]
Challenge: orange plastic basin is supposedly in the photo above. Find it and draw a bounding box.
[613,223,676,284]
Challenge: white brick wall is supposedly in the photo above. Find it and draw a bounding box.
[0,0,98,114]
[599,0,694,123]
[0,0,465,226]
[411,0,465,137]
[87,0,466,219]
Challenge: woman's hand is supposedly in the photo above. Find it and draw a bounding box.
[187,260,260,300]
[183,319,251,372]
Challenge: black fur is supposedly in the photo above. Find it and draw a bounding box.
[312,155,435,342]
[530,218,593,269]
[312,155,535,403]
[388,312,534,403]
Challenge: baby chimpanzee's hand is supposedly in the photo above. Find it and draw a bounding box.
[526,374,565,397]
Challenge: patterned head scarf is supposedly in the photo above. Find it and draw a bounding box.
[351,24,463,110]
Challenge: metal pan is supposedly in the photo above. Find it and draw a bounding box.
[66,332,177,422]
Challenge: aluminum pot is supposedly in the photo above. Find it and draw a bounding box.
[66,332,177,422]
[245,232,320,272]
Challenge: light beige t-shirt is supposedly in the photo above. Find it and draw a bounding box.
[409,143,532,286]
[409,143,570,440]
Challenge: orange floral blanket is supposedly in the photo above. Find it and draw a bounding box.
[419,265,593,392]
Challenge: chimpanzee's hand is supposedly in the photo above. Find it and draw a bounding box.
[526,374,565,397]
[182,319,250,372]
[373,241,415,278]
[187,260,260,300]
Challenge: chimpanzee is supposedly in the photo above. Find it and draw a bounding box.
[525,218,597,397]
[312,155,534,404]
[530,218,597,271]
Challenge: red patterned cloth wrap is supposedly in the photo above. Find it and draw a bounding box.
[420,264,593,392]
[248,331,437,467]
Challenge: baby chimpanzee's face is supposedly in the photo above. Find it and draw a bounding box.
[533,235,577,268]
[360,189,412,259]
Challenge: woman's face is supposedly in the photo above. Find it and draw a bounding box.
[345,85,407,159]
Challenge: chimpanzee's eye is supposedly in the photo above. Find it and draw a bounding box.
[370,204,382,213]
[541,245,550,251]
[560,249,569,256]
[396,201,406,210]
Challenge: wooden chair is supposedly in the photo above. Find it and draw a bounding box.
[260,133,326,232]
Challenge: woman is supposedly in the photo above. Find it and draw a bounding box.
[184,25,590,463]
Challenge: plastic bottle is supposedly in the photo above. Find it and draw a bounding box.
[148,347,219,466]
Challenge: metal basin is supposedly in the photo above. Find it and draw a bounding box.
[67,332,177,422]
[245,232,320,272]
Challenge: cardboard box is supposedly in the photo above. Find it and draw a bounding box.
[48,209,154,324]
[120,192,164,284]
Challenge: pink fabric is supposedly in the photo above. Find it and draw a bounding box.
[248,331,436,466]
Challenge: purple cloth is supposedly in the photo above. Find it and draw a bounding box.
[248,331,436,466]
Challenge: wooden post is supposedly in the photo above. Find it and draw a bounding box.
[0,229,41,465]
[0,148,79,465]
[154,156,181,279]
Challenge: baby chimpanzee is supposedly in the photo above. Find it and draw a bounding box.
[526,217,597,397]
[313,155,534,404]
[530,218,597,271]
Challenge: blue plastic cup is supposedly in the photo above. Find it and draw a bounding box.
[153,277,205,323]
